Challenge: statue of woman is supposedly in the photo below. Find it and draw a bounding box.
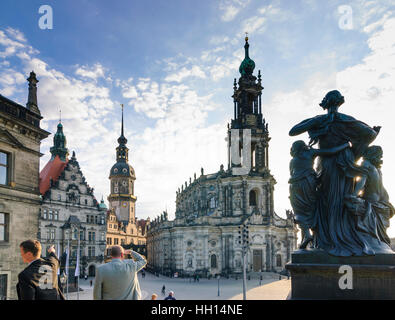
[289,90,385,256]
[289,139,350,249]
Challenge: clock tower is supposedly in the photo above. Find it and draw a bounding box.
[108,105,137,223]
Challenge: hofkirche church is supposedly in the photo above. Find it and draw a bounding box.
[146,37,298,277]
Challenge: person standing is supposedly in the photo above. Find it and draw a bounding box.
[93,246,146,300]
[17,240,65,300]
[164,291,176,300]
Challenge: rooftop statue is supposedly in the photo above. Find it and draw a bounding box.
[289,90,394,256]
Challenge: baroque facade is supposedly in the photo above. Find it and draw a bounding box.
[39,122,107,277]
[0,72,50,300]
[105,107,149,259]
[146,38,298,277]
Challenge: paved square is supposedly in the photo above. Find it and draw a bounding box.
[67,271,290,300]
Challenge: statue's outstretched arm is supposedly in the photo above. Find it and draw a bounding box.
[312,142,350,157]
[289,116,322,136]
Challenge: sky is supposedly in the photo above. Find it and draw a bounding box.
[1,0,395,237]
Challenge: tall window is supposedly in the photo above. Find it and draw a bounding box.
[249,190,257,206]
[50,229,55,240]
[209,197,216,209]
[276,254,282,267]
[0,274,8,300]
[0,152,9,186]
[48,210,53,220]
[54,211,58,220]
[210,254,217,268]
[0,213,8,242]
[43,209,47,220]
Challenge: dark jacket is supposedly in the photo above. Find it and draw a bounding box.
[17,252,65,300]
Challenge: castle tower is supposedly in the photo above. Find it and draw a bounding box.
[108,105,137,223]
[227,35,270,174]
[50,121,69,161]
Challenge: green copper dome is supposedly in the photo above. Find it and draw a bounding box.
[239,36,255,76]
[99,198,107,210]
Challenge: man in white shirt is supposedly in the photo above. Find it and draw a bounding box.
[93,245,146,300]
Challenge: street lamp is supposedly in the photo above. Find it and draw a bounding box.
[217,274,220,297]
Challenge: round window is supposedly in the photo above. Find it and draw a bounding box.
[122,168,128,173]
[114,168,118,173]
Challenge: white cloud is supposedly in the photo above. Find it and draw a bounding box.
[242,16,266,34]
[75,63,106,80]
[219,0,250,22]
[164,65,206,83]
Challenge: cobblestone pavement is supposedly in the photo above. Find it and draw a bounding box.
[68,271,290,300]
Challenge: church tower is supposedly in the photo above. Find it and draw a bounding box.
[227,35,270,175]
[50,121,68,161]
[108,105,137,223]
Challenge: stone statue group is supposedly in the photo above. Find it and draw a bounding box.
[289,90,394,256]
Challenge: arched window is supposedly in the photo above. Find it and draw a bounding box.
[276,254,282,267]
[249,190,257,206]
[209,197,216,209]
[211,254,217,268]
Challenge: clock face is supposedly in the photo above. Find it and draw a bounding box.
[122,202,128,208]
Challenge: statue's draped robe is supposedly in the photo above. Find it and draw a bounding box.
[307,113,392,256]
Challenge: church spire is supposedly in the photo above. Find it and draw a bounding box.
[239,34,255,77]
[50,120,69,161]
[116,104,129,163]
[117,104,127,146]
[26,71,41,115]
[231,35,264,129]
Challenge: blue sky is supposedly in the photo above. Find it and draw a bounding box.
[1,0,395,236]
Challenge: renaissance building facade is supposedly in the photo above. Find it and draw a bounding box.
[146,38,297,277]
[0,72,50,300]
[39,122,107,278]
[105,107,149,259]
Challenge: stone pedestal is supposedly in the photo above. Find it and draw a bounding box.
[285,249,395,300]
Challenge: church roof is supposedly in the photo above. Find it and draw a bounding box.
[39,155,68,195]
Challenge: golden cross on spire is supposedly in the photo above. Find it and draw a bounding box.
[245,32,248,42]
[59,108,61,123]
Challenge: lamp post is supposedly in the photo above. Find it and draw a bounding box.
[238,221,249,300]
[217,274,220,297]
